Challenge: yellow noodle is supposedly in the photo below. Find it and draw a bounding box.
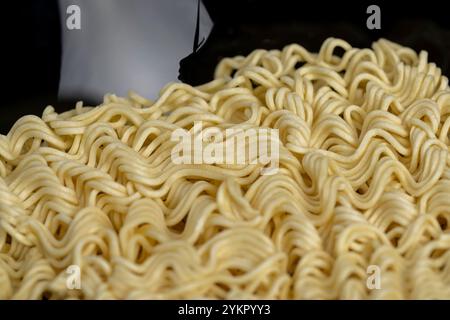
[0,38,450,299]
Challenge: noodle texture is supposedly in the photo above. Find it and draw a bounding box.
[1,38,450,299]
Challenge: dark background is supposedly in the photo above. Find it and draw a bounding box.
[1,0,450,134]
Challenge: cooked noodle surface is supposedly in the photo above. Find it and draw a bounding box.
[1,38,450,299]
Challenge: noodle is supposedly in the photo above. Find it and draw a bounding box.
[1,38,450,299]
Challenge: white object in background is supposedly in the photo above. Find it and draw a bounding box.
[58,0,212,102]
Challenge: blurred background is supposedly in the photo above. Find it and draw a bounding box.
[1,0,449,134]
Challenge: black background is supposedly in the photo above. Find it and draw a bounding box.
[1,0,450,134]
